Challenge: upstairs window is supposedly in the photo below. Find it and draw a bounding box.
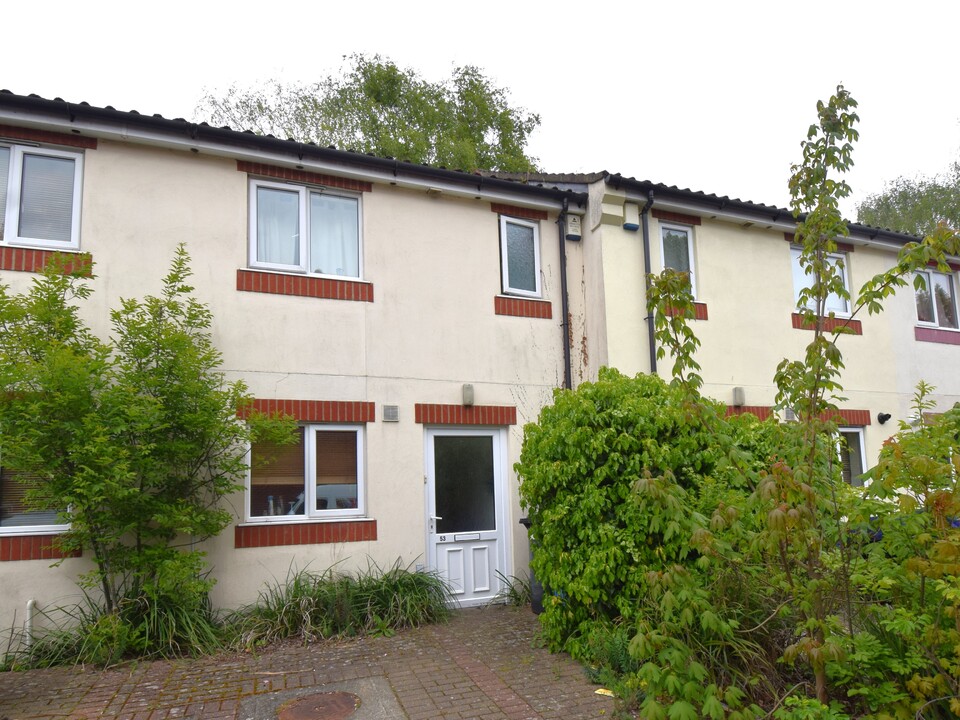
[249,180,361,279]
[249,425,364,521]
[499,216,541,298]
[790,246,849,315]
[661,224,697,297]
[915,269,958,330]
[0,144,83,250]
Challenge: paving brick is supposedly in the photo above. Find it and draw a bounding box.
[0,605,613,719]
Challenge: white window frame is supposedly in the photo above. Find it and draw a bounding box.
[499,215,542,298]
[915,268,959,330]
[246,424,365,523]
[790,246,850,316]
[248,179,363,280]
[1,143,83,250]
[660,223,697,298]
[837,428,867,487]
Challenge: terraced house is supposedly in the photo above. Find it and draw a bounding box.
[1,91,958,633]
[0,91,586,631]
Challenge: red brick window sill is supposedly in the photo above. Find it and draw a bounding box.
[237,269,373,302]
[664,302,709,321]
[494,295,553,319]
[0,534,80,562]
[915,326,960,345]
[0,247,93,275]
[235,519,377,548]
[791,313,862,335]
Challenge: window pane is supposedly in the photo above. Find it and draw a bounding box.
[0,466,64,528]
[662,229,691,273]
[433,435,495,534]
[310,193,359,277]
[839,431,865,487]
[0,147,9,241]
[250,428,305,517]
[314,430,358,511]
[506,221,537,292]
[916,272,936,323]
[792,248,848,314]
[932,273,958,329]
[256,187,300,266]
[18,153,75,242]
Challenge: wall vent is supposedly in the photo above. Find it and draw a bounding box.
[383,404,400,422]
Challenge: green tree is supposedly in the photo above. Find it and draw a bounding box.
[0,247,293,654]
[197,54,540,173]
[856,161,960,236]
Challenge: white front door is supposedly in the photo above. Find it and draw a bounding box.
[425,428,508,607]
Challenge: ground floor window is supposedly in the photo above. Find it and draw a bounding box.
[249,425,364,520]
[0,465,67,532]
[838,428,866,487]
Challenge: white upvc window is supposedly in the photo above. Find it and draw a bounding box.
[790,246,850,315]
[0,143,83,250]
[660,223,697,298]
[499,216,542,298]
[0,463,68,535]
[248,179,362,279]
[915,269,958,330]
[838,428,866,487]
[248,424,365,522]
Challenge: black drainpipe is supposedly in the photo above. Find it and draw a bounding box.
[640,190,657,374]
[558,199,573,390]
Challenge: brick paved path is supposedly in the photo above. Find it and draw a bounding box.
[0,605,613,719]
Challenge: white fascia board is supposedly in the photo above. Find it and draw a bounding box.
[0,110,566,213]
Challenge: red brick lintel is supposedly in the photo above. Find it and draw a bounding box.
[653,209,701,226]
[784,233,855,254]
[724,405,871,426]
[415,404,517,425]
[0,124,97,150]
[491,203,548,221]
[243,399,375,423]
[237,161,372,193]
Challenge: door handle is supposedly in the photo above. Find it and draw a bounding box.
[430,515,443,521]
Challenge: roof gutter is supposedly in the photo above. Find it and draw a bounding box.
[0,92,583,209]
[607,173,923,249]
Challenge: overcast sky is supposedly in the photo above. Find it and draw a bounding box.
[5,1,957,219]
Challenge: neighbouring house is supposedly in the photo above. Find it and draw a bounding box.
[541,172,959,482]
[1,92,958,635]
[0,90,587,631]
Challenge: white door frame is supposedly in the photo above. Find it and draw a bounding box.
[424,426,511,606]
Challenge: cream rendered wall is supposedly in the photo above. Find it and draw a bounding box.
[588,195,920,472]
[1,137,566,619]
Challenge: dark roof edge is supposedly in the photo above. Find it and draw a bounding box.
[606,173,922,246]
[0,91,584,205]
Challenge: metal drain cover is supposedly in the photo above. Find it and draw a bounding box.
[278,691,361,720]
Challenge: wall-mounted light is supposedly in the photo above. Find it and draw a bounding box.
[462,384,474,407]
[878,412,892,425]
